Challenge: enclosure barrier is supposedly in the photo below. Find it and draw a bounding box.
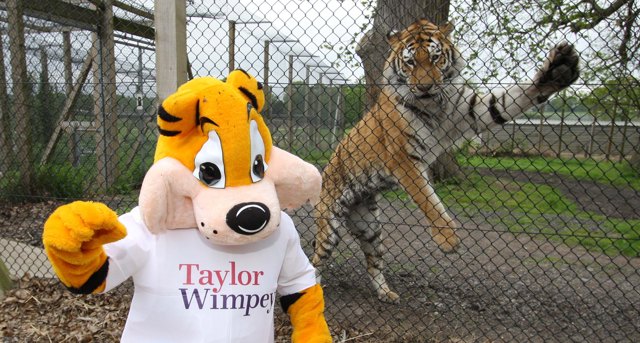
[0,0,639,342]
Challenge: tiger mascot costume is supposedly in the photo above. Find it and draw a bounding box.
[313,18,580,303]
[42,70,332,342]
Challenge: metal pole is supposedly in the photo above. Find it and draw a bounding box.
[263,40,270,117]
[304,65,311,146]
[557,98,566,158]
[287,54,294,150]
[228,20,236,73]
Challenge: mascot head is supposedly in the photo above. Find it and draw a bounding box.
[139,70,321,245]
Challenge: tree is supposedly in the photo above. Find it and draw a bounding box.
[582,76,640,121]
[455,0,640,82]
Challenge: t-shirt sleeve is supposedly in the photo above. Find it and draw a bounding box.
[276,212,318,295]
[102,207,154,292]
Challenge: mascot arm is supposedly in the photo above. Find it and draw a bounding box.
[281,284,332,343]
[42,201,126,294]
[277,214,331,342]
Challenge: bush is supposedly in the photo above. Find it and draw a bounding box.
[33,163,91,198]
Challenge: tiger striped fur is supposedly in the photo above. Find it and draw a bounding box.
[313,18,580,303]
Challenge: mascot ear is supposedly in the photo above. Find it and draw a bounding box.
[138,158,199,232]
[227,69,266,112]
[266,147,321,210]
[156,77,222,138]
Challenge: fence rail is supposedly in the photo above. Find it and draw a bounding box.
[1,0,639,342]
[482,118,640,159]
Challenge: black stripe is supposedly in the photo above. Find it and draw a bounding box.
[158,105,182,123]
[489,94,507,124]
[238,86,258,109]
[408,152,422,161]
[158,127,181,136]
[401,100,434,126]
[537,94,550,104]
[280,292,305,313]
[235,68,249,77]
[467,93,480,134]
[402,101,430,118]
[452,86,465,107]
[195,100,201,127]
[199,117,219,132]
[408,134,428,152]
[467,93,477,121]
[67,259,109,294]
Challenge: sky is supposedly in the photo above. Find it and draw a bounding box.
[1,0,598,101]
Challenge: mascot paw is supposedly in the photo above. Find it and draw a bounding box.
[286,284,332,343]
[43,201,126,289]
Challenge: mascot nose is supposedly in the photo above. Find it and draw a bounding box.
[226,202,271,235]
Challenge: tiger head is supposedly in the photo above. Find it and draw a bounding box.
[384,18,465,99]
[138,70,321,245]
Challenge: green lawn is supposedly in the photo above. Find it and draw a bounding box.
[385,155,640,257]
[437,173,640,257]
[460,155,640,191]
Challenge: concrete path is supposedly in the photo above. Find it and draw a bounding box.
[0,238,55,278]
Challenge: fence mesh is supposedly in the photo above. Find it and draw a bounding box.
[1,0,639,342]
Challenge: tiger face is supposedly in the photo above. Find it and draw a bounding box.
[384,19,462,99]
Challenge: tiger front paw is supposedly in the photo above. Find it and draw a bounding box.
[534,42,580,99]
[430,226,460,253]
[43,201,126,290]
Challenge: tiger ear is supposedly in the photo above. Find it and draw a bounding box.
[386,29,400,44]
[440,21,455,36]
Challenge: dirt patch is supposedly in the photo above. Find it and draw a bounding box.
[1,170,639,342]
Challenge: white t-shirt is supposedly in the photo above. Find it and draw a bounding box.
[103,207,317,343]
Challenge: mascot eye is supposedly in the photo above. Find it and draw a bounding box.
[200,162,222,186]
[193,130,226,189]
[253,155,265,179]
[249,120,268,183]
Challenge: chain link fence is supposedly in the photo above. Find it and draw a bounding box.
[1,0,640,342]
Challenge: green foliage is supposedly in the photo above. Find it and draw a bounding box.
[453,0,637,83]
[112,156,150,194]
[265,91,285,115]
[342,84,366,127]
[33,163,91,198]
[581,77,640,121]
[0,163,91,201]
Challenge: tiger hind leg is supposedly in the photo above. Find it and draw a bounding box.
[312,206,343,272]
[348,195,400,304]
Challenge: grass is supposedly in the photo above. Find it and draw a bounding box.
[460,155,640,191]
[380,154,640,257]
[435,172,640,257]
